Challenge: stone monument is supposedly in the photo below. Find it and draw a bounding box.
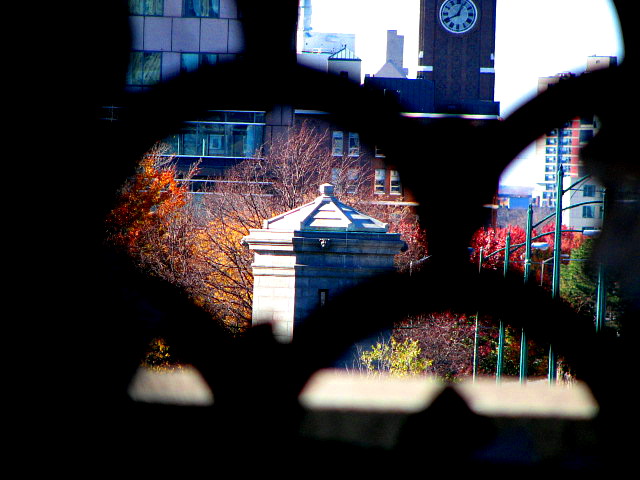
[243,183,405,343]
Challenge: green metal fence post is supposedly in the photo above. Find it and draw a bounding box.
[497,232,510,383]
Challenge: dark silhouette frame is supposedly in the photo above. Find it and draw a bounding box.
[20,0,637,475]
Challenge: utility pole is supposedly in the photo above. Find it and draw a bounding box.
[549,165,564,383]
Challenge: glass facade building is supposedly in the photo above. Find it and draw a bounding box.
[163,110,266,178]
[120,0,293,184]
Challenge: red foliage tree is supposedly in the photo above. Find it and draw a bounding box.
[386,211,428,273]
[469,225,528,273]
[469,223,584,279]
[539,221,584,254]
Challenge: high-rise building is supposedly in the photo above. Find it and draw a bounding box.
[375,30,409,78]
[535,56,616,231]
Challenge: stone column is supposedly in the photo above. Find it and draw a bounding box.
[243,184,405,342]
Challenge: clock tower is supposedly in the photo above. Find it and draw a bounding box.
[417,0,499,115]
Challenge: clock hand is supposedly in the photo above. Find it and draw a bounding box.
[449,3,464,20]
[459,1,470,17]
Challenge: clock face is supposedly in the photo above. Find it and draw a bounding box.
[439,0,478,34]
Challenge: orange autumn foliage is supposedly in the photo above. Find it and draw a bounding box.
[106,145,252,334]
[106,146,190,252]
[189,221,254,332]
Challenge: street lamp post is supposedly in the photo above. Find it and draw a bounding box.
[595,264,607,333]
[472,312,480,382]
[523,204,534,284]
[594,192,607,333]
[551,167,564,300]
[472,247,483,382]
[520,204,534,383]
[496,232,510,383]
[547,166,566,382]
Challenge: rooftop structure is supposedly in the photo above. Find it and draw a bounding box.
[243,184,405,342]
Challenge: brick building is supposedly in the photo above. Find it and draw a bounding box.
[535,56,616,230]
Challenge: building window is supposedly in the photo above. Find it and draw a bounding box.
[374,169,386,194]
[129,0,163,15]
[348,133,360,156]
[330,168,358,194]
[207,133,224,153]
[545,137,557,145]
[184,0,220,17]
[545,165,555,172]
[545,156,555,164]
[319,289,329,308]
[546,147,556,154]
[180,53,218,73]
[164,111,265,159]
[579,129,594,143]
[390,170,401,195]
[127,52,161,86]
[545,174,555,182]
[583,184,596,197]
[181,132,203,155]
[98,106,124,122]
[332,131,344,156]
[346,169,358,194]
[582,205,595,218]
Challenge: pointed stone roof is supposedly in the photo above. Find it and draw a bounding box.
[263,183,388,233]
[328,46,361,61]
[375,61,408,79]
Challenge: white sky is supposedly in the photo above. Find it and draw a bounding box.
[306,0,625,186]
